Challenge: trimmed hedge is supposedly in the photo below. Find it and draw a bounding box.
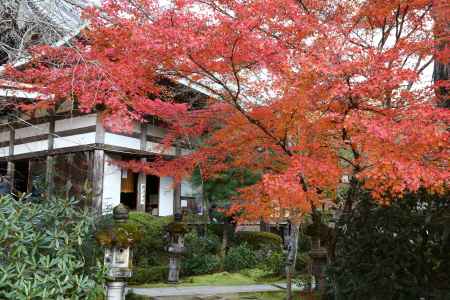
[235,231,283,251]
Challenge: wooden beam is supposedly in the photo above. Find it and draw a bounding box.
[173,146,182,214]
[46,111,55,199]
[93,116,106,211]
[0,125,96,148]
[92,149,105,214]
[95,113,105,144]
[136,123,147,212]
[6,123,15,191]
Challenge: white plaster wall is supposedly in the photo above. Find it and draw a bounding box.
[104,133,141,150]
[181,148,193,156]
[0,130,9,143]
[14,140,48,155]
[159,176,174,216]
[15,123,49,139]
[146,141,176,155]
[181,179,201,197]
[147,126,167,138]
[102,154,122,214]
[0,88,47,99]
[132,121,141,134]
[54,132,96,149]
[55,114,97,131]
[0,146,9,157]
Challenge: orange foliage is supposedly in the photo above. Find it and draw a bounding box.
[8,0,449,222]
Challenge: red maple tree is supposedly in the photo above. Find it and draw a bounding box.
[7,0,449,295]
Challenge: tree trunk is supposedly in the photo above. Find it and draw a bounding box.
[286,223,300,300]
[219,224,228,271]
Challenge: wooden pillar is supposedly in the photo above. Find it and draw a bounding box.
[92,149,105,213]
[6,123,15,192]
[95,113,105,144]
[136,123,147,212]
[173,146,182,214]
[46,112,55,199]
[93,113,105,213]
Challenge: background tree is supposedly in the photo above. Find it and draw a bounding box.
[0,0,87,66]
[329,190,450,299]
[7,0,449,298]
[192,168,259,266]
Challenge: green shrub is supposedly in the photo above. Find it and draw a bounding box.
[224,243,258,272]
[128,212,172,267]
[295,252,311,273]
[129,266,168,285]
[125,290,152,299]
[329,190,450,299]
[182,231,222,276]
[181,254,221,276]
[235,231,282,251]
[207,223,226,238]
[0,195,106,299]
[184,230,221,256]
[259,250,286,275]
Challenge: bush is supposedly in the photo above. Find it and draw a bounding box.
[0,195,106,299]
[235,231,282,251]
[329,190,450,300]
[129,266,168,285]
[259,250,286,275]
[127,212,172,267]
[126,291,152,300]
[182,254,221,276]
[224,243,258,272]
[295,252,311,273]
[182,231,222,276]
[184,230,221,256]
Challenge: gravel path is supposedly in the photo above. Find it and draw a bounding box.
[129,284,283,297]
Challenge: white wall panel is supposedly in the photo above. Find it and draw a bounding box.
[54,132,96,149]
[181,148,193,156]
[14,140,48,155]
[181,179,201,197]
[146,141,176,155]
[104,133,141,150]
[15,123,49,139]
[0,147,9,157]
[102,154,122,213]
[159,176,174,216]
[0,130,9,143]
[147,126,167,138]
[55,114,97,132]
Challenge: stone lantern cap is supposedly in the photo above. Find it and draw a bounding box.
[113,204,129,223]
[167,213,188,234]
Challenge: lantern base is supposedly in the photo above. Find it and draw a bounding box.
[106,281,127,300]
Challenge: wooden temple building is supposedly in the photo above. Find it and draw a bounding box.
[0,79,205,216]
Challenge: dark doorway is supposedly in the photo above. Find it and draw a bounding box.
[14,159,29,194]
[120,169,138,210]
[146,175,160,215]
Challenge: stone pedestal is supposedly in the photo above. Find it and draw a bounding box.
[168,255,180,283]
[166,213,187,284]
[106,281,126,300]
[310,239,328,291]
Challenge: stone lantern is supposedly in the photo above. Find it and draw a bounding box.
[166,213,188,283]
[305,211,331,292]
[96,204,139,300]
